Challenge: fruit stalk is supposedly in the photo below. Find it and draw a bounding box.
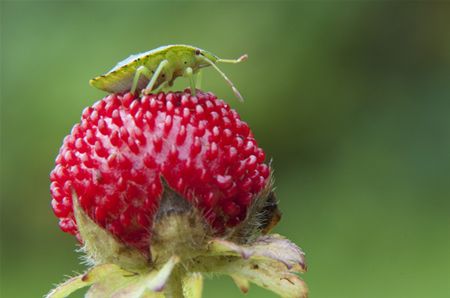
[165,268,184,298]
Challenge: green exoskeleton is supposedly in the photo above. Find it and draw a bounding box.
[90,45,247,101]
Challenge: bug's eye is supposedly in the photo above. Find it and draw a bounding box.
[195,49,201,55]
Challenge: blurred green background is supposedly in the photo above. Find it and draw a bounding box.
[1,1,449,297]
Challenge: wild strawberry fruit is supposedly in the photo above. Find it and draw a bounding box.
[50,90,269,250]
[47,90,307,298]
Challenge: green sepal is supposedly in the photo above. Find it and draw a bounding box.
[207,234,307,273]
[110,255,179,297]
[45,264,132,298]
[194,234,308,298]
[230,275,250,294]
[72,192,148,271]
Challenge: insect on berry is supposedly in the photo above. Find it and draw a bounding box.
[89,44,248,101]
[48,42,308,297]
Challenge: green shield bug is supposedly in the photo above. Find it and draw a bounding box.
[89,44,247,101]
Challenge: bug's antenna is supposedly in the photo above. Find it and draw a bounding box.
[216,54,248,64]
[198,55,246,102]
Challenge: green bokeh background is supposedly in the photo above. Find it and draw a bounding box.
[1,1,449,297]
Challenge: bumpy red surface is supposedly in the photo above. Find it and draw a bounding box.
[50,90,269,251]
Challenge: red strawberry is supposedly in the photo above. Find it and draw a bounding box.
[50,90,270,252]
[47,90,308,298]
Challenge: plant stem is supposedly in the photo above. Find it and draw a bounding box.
[164,267,185,298]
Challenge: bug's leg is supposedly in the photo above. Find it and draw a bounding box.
[198,55,244,102]
[131,66,153,94]
[143,59,169,95]
[184,67,196,96]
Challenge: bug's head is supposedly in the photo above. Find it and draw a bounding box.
[194,48,247,102]
[195,48,219,65]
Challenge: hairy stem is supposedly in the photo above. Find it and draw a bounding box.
[164,267,185,298]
